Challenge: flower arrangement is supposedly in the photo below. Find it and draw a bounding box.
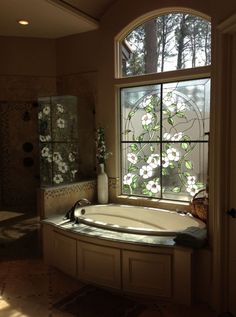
[96,127,111,165]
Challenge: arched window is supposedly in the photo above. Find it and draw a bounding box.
[118,10,211,202]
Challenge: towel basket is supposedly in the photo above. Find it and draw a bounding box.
[190,188,208,222]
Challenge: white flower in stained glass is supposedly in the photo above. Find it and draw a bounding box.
[186,184,198,196]
[171,132,183,141]
[127,153,138,164]
[40,135,46,142]
[38,111,42,119]
[68,152,76,162]
[47,154,52,163]
[139,165,153,179]
[157,156,169,168]
[163,94,175,110]
[41,146,50,157]
[142,96,152,108]
[167,148,180,161]
[71,170,78,178]
[141,113,153,126]
[43,106,50,115]
[57,118,65,128]
[187,176,196,185]
[163,132,171,140]
[147,154,160,168]
[53,152,62,163]
[53,174,63,184]
[163,93,186,113]
[58,162,68,173]
[146,180,161,194]
[123,173,135,185]
[57,103,64,113]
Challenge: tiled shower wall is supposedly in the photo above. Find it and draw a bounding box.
[0,73,96,213]
[0,75,57,212]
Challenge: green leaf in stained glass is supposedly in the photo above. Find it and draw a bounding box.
[128,165,138,172]
[183,172,191,177]
[162,168,169,175]
[123,129,131,135]
[181,143,188,150]
[145,105,153,112]
[165,143,171,150]
[128,111,135,120]
[172,187,181,193]
[152,125,160,131]
[167,117,174,126]
[185,160,193,169]
[142,188,150,195]
[130,144,138,152]
[132,183,137,189]
[163,109,171,116]
[176,112,186,118]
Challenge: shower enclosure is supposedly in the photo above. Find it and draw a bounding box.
[38,95,79,187]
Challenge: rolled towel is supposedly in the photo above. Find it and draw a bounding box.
[174,226,207,249]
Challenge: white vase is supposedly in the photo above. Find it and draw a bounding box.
[97,163,108,204]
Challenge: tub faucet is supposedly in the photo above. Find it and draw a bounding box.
[63,198,91,221]
[77,198,91,207]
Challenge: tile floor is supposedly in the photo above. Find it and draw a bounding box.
[0,210,219,317]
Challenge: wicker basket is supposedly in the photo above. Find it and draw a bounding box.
[190,188,208,222]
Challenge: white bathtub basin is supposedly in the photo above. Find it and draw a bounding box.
[74,204,205,236]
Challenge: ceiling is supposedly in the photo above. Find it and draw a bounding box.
[0,0,117,39]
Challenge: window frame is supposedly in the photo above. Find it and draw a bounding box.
[114,9,211,207]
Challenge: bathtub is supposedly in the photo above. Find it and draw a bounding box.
[74,203,205,236]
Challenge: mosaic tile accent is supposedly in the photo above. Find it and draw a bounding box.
[43,181,96,199]
[41,180,97,217]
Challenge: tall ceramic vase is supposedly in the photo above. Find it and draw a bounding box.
[97,163,108,204]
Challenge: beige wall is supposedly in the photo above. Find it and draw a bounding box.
[0,36,56,76]
[56,31,99,76]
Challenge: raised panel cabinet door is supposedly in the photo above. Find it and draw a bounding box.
[53,231,77,277]
[122,250,172,298]
[77,241,121,289]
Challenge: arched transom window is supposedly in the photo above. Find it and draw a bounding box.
[118,11,211,202]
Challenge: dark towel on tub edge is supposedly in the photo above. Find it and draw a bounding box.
[173,226,207,249]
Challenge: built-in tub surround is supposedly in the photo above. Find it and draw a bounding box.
[42,205,206,306]
[40,181,210,305]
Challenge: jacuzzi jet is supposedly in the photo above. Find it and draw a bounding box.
[81,208,86,215]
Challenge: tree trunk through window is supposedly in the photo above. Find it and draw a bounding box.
[144,19,157,73]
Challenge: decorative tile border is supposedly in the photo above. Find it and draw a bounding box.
[43,180,96,200]
[40,180,97,217]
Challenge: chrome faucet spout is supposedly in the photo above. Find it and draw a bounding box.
[78,198,91,207]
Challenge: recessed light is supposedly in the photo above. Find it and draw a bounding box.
[18,20,29,26]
